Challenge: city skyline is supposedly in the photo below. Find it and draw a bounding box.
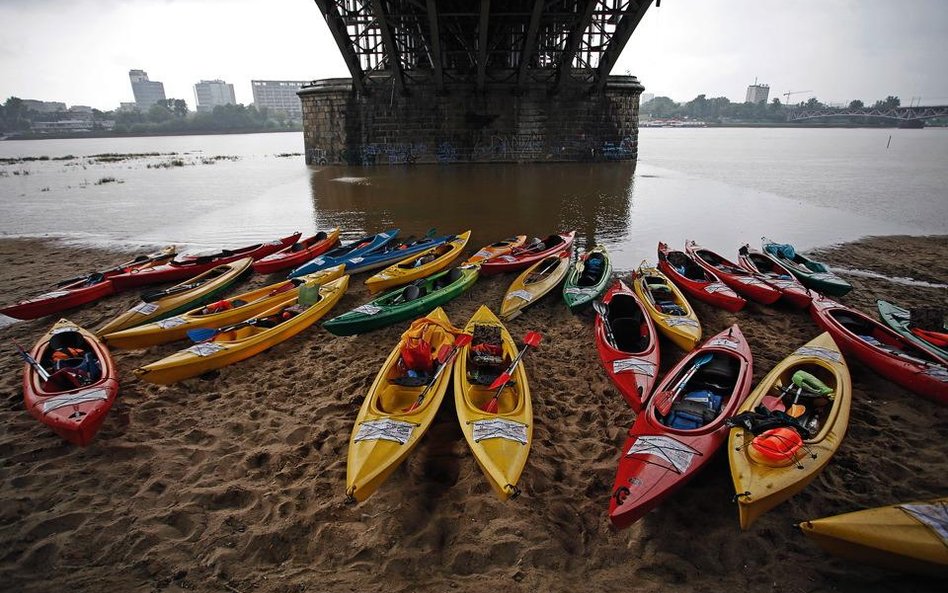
[0,0,946,110]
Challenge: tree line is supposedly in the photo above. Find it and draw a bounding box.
[642,94,903,123]
[0,97,301,135]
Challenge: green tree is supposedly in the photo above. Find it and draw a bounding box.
[804,97,824,109]
[848,99,865,110]
[148,103,174,123]
[163,98,189,117]
[641,96,679,118]
[872,95,900,110]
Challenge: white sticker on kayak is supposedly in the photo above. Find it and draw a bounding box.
[348,257,364,264]
[266,240,283,246]
[626,435,700,474]
[709,337,740,349]
[704,283,731,294]
[51,325,79,335]
[771,280,799,290]
[156,316,188,329]
[499,255,518,262]
[899,502,948,545]
[922,365,948,383]
[506,290,533,302]
[809,272,838,281]
[42,388,110,414]
[310,257,325,266]
[472,419,529,444]
[30,290,72,303]
[794,346,843,364]
[666,317,699,328]
[612,358,656,377]
[353,304,383,316]
[564,287,597,296]
[354,419,415,445]
[736,276,766,285]
[187,342,226,357]
[132,302,160,315]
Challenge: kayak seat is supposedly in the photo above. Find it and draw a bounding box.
[657,300,685,316]
[665,390,722,429]
[315,231,328,241]
[401,284,426,302]
[612,317,649,352]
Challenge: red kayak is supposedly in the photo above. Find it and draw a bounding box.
[657,242,746,313]
[479,231,576,275]
[685,240,782,305]
[595,280,661,412]
[737,245,812,308]
[251,228,340,274]
[110,233,300,291]
[810,297,948,405]
[0,246,176,320]
[21,319,119,446]
[609,324,753,529]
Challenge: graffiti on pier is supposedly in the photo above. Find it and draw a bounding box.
[308,148,329,165]
[437,142,458,164]
[339,143,429,166]
[471,134,545,161]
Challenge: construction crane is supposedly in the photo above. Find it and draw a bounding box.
[782,90,813,104]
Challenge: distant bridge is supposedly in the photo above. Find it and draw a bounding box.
[787,105,948,122]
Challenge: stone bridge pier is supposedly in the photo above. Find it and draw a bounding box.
[299,76,644,166]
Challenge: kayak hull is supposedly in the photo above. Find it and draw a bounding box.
[800,499,948,576]
[454,305,532,500]
[251,228,341,274]
[479,231,576,275]
[809,297,948,405]
[657,242,746,313]
[877,299,948,361]
[595,281,660,412]
[762,237,853,297]
[563,245,612,311]
[345,308,460,502]
[288,229,399,278]
[134,276,348,384]
[737,246,812,308]
[23,319,119,446]
[631,264,702,351]
[500,249,572,320]
[464,235,527,266]
[610,325,753,529]
[110,234,299,291]
[729,332,852,529]
[325,266,479,336]
[365,231,471,294]
[686,241,781,305]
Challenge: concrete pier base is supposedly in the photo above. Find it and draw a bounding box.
[299,76,644,166]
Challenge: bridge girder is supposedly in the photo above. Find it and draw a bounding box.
[788,105,948,121]
[311,0,654,94]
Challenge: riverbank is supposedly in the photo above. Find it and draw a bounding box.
[2,128,302,141]
[0,235,945,593]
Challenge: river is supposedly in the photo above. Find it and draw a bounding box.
[0,128,944,271]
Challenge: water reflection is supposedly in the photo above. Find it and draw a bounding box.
[308,162,636,251]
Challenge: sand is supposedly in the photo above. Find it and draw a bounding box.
[0,235,945,593]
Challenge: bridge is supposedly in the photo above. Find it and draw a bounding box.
[788,105,948,122]
[302,1,656,165]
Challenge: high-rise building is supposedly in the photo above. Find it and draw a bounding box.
[745,83,770,104]
[251,80,308,120]
[129,69,167,108]
[194,80,236,112]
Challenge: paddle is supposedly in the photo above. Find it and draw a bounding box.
[186,316,265,343]
[54,248,172,287]
[402,333,472,413]
[139,281,206,303]
[483,331,543,413]
[592,300,616,346]
[12,339,50,382]
[654,352,714,416]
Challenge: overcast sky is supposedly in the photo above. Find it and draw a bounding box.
[0,0,945,109]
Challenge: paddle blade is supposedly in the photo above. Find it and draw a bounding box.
[484,397,500,414]
[487,371,512,391]
[435,344,452,364]
[524,331,543,348]
[186,328,218,343]
[654,390,675,416]
[592,300,608,316]
[455,333,473,347]
[787,404,806,418]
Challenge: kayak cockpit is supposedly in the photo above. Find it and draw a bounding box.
[656,353,740,431]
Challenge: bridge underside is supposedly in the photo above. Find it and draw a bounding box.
[303,1,652,165]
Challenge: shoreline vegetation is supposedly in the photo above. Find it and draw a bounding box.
[0,234,945,592]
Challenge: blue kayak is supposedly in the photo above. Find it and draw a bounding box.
[342,232,454,274]
[289,229,399,278]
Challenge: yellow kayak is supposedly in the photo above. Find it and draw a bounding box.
[365,231,471,294]
[453,305,532,500]
[729,332,852,529]
[97,257,253,336]
[800,498,948,576]
[134,276,348,384]
[101,266,345,349]
[345,308,463,503]
[464,235,527,265]
[631,262,701,351]
[499,249,571,321]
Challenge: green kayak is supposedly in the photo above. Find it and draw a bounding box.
[877,300,948,361]
[323,266,479,336]
[761,237,853,296]
[562,245,612,312]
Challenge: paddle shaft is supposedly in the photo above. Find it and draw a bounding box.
[13,340,50,382]
[656,352,713,415]
[404,336,469,412]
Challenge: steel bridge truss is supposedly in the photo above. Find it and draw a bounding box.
[313,0,653,94]
[788,105,948,121]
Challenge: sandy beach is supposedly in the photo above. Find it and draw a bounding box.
[0,235,945,593]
